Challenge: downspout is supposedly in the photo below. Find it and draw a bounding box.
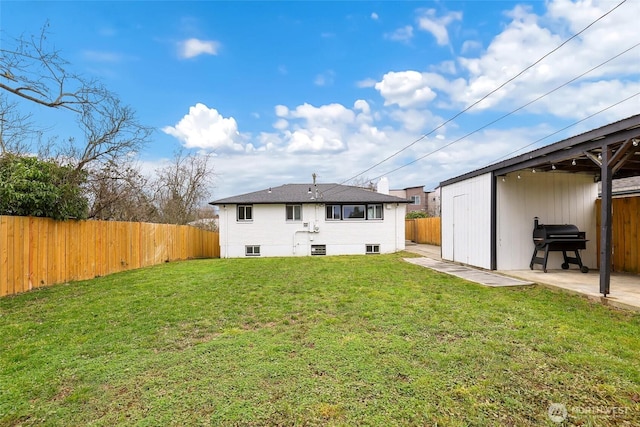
[490,172,497,270]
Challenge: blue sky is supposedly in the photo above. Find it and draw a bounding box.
[2,0,639,199]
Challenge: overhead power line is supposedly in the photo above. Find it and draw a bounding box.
[364,42,639,182]
[332,0,629,188]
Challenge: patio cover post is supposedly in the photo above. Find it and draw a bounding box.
[599,145,612,297]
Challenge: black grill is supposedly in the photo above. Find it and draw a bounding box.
[529,217,589,273]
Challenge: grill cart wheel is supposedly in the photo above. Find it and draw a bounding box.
[561,263,569,269]
[581,266,589,274]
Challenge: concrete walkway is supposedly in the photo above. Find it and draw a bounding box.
[404,243,640,312]
[404,257,534,287]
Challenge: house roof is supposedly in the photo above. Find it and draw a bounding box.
[210,183,411,205]
[440,114,640,187]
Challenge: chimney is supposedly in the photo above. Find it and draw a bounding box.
[377,177,389,195]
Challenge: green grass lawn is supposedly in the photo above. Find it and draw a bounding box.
[1,253,639,426]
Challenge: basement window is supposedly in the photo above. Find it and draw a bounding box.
[311,245,326,256]
[366,244,380,254]
[245,245,261,256]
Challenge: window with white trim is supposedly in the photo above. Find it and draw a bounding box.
[286,204,302,221]
[238,205,253,221]
[326,205,341,220]
[366,244,380,254]
[410,195,421,205]
[367,204,383,220]
[245,245,260,256]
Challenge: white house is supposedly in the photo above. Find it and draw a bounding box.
[439,115,640,296]
[210,183,409,258]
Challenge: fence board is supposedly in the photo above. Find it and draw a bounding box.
[596,196,640,274]
[0,216,220,297]
[405,217,441,246]
[0,217,8,296]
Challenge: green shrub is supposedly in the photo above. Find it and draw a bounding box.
[0,154,88,220]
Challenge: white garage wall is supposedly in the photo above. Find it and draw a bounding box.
[496,171,598,270]
[441,173,493,269]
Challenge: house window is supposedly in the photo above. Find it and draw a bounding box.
[245,245,260,256]
[410,195,421,205]
[238,205,253,221]
[366,244,380,254]
[326,205,341,220]
[343,204,366,220]
[367,204,383,220]
[286,204,302,221]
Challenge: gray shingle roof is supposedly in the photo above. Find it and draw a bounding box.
[210,183,410,205]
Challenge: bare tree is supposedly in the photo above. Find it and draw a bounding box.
[85,159,158,222]
[351,176,377,191]
[1,22,103,112]
[0,95,37,154]
[154,150,215,225]
[1,23,153,219]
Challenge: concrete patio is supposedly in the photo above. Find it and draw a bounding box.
[404,243,640,312]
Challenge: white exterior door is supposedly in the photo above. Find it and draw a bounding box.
[453,194,469,264]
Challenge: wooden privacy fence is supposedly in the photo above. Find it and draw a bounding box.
[0,216,220,297]
[596,196,640,274]
[405,217,441,246]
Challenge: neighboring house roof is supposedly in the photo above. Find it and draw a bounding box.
[599,176,640,197]
[210,183,410,205]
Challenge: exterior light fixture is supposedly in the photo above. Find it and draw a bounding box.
[597,153,602,160]
[532,168,536,173]
[501,176,506,182]
[633,138,639,146]
[551,164,556,170]
[517,174,521,179]
[572,159,577,166]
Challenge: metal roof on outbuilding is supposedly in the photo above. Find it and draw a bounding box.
[210,183,411,205]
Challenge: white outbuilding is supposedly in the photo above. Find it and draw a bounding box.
[439,115,640,296]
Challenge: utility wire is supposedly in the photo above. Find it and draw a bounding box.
[485,92,640,166]
[369,91,639,185]
[331,0,628,189]
[363,42,639,183]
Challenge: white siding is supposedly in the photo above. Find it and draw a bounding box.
[441,173,493,269]
[218,203,406,258]
[496,171,597,270]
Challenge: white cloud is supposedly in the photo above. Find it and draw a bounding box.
[273,118,289,130]
[285,128,346,153]
[275,105,289,117]
[453,0,639,114]
[356,78,377,88]
[178,38,221,59]
[461,40,482,54]
[416,9,462,46]
[314,70,335,86]
[354,99,370,114]
[162,103,244,152]
[371,12,379,21]
[285,103,356,127]
[384,25,414,42]
[374,71,437,108]
[170,0,640,201]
